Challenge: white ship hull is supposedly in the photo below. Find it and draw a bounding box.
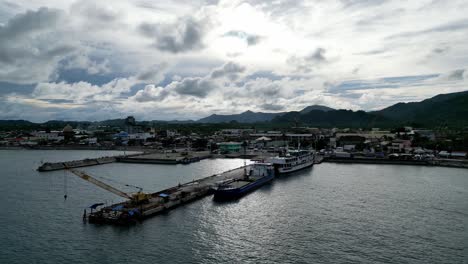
[277,159,314,173]
[266,150,315,174]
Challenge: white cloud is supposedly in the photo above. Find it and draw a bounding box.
[0,0,467,121]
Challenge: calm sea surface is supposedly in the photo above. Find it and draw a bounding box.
[0,150,466,264]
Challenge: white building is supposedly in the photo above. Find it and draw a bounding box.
[129,132,153,141]
[220,129,254,138]
[31,131,64,141]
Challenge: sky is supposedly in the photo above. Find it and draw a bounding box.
[0,0,467,122]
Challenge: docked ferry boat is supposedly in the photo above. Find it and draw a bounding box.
[267,149,315,174]
[213,163,275,200]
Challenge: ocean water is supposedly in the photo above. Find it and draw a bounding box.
[0,150,466,264]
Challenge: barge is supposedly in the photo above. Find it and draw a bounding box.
[78,165,251,225]
[213,163,274,200]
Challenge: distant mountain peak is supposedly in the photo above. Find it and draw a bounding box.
[197,110,281,123]
[300,105,335,113]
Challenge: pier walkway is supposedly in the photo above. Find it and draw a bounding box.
[85,165,250,225]
[37,153,142,171]
[118,151,212,164]
[322,156,468,168]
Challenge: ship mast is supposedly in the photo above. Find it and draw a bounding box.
[242,141,248,179]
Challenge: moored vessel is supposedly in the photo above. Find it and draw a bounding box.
[213,163,275,200]
[267,149,314,174]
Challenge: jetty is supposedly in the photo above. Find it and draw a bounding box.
[37,151,211,171]
[322,156,468,168]
[37,153,142,171]
[117,151,212,164]
[38,156,117,171]
[37,150,278,171]
[82,165,250,225]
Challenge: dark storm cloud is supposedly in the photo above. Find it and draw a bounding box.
[433,47,448,54]
[71,1,120,23]
[287,48,329,73]
[0,7,62,40]
[447,69,465,81]
[173,77,216,97]
[136,64,167,83]
[243,81,281,98]
[45,45,76,57]
[56,68,123,86]
[260,103,284,111]
[210,62,245,79]
[247,0,307,17]
[0,82,35,95]
[355,48,388,56]
[223,30,263,46]
[133,85,170,102]
[327,74,440,94]
[387,19,468,39]
[245,71,284,81]
[0,7,76,84]
[305,48,326,62]
[246,35,262,46]
[137,70,159,81]
[355,8,403,28]
[340,0,388,8]
[139,17,206,53]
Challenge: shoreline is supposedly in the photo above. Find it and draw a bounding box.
[323,157,468,169]
[3,146,467,169]
[0,145,151,151]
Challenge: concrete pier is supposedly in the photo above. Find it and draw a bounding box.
[38,156,117,171]
[37,153,142,171]
[117,151,212,164]
[37,150,279,170]
[322,156,468,168]
[86,165,251,225]
[36,151,211,171]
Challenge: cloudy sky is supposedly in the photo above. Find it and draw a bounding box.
[0,0,467,122]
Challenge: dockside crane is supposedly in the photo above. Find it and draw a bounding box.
[67,169,151,204]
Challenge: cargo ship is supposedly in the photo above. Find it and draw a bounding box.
[213,163,275,200]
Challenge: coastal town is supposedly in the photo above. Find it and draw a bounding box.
[6,114,462,225]
[1,116,467,167]
[2,0,468,262]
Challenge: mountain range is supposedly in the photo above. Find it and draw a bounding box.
[197,105,335,123]
[196,91,468,127]
[197,110,282,123]
[1,91,467,129]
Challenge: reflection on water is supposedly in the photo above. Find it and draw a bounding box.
[0,150,467,264]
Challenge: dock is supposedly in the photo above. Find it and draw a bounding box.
[37,150,276,171]
[314,155,324,164]
[37,151,211,171]
[322,156,468,168]
[37,153,142,171]
[38,156,117,171]
[117,151,212,164]
[85,165,250,225]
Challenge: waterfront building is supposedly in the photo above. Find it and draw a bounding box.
[63,124,75,142]
[218,142,242,153]
[389,139,412,153]
[335,131,394,141]
[113,131,130,142]
[31,131,64,141]
[220,129,254,139]
[413,129,436,141]
[129,132,153,141]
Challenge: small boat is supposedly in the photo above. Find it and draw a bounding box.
[213,163,275,200]
[267,149,314,174]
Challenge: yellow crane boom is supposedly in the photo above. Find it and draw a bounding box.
[68,169,133,200]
